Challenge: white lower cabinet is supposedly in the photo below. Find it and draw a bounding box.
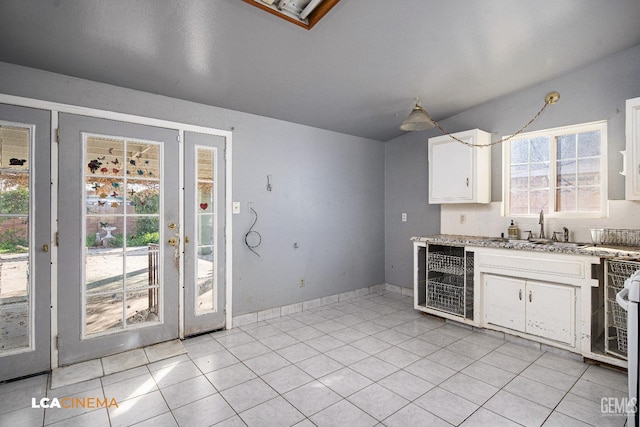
[484,274,575,346]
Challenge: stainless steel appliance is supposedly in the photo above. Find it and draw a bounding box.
[616,269,640,426]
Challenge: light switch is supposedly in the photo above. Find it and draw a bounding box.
[232,202,241,214]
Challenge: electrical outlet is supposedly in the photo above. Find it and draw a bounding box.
[460,214,466,224]
[299,278,305,288]
[401,213,407,222]
[232,202,241,214]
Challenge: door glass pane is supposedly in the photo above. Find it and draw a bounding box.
[125,290,159,327]
[0,124,31,353]
[84,135,162,336]
[86,293,123,335]
[195,147,216,314]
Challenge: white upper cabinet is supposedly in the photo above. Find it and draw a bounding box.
[626,97,640,200]
[428,129,491,204]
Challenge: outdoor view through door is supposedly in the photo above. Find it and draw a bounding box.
[84,135,162,336]
[0,124,31,350]
[0,103,51,382]
[195,146,217,314]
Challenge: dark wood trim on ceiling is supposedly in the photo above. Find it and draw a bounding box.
[241,0,341,30]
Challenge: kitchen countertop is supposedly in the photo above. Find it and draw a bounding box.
[411,234,640,260]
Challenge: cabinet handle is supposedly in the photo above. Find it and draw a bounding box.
[519,289,522,300]
[466,177,469,187]
[529,290,532,302]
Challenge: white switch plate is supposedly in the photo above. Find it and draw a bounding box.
[402,213,407,222]
[232,202,241,214]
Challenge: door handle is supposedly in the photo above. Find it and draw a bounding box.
[168,237,179,246]
[42,244,49,253]
[185,236,190,244]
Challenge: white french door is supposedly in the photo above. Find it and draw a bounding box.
[57,114,180,365]
[0,104,51,381]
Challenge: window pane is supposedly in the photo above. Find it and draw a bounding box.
[529,162,549,189]
[86,178,125,215]
[0,218,29,351]
[510,165,529,189]
[125,290,159,327]
[557,134,576,160]
[195,147,216,315]
[577,187,600,211]
[197,247,215,312]
[510,190,529,215]
[0,173,29,215]
[86,293,123,335]
[510,139,529,164]
[127,142,159,179]
[530,136,549,162]
[578,131,601,157]
[127,180,160,215]
[577,158,600,185]
[557,159,576,187]
[556,187,577,212]
[86,138,124,176]
[86,216,124,249]
[530,190,549,214]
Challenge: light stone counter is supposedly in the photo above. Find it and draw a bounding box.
[411,234,640,260]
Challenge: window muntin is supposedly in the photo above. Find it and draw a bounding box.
[504,121,607,217]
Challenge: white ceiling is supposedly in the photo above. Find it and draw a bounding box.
[1,0,639,141]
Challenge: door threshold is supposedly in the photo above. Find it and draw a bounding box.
[51,339,186,389]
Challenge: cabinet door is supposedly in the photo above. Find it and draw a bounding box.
[484,274,526,332]
[429,139,473,202]
[525,281,575,345]
[627,97,640,200]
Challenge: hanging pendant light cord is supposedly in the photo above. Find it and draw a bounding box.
[418,91,559,147]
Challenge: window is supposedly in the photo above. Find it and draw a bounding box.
[503,121,607,217]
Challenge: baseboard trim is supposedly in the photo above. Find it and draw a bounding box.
[231,283,412,328]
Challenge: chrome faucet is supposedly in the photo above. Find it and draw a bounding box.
[538,210,545,239]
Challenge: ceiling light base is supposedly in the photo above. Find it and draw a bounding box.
[545,91,560,105]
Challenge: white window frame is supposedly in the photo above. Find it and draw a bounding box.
[502,120,608,219]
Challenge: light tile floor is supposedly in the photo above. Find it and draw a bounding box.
[0,291,630,426]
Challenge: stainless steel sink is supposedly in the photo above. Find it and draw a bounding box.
[527,239,591,248]
[548,242,590,248]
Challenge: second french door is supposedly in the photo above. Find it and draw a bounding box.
[183,131,226,336]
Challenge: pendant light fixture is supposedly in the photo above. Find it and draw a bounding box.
[399,91,560,147]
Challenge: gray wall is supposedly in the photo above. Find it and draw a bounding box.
[0,61,385,316]
[384,44,640,288]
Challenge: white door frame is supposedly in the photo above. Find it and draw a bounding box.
[0,93,233,369]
